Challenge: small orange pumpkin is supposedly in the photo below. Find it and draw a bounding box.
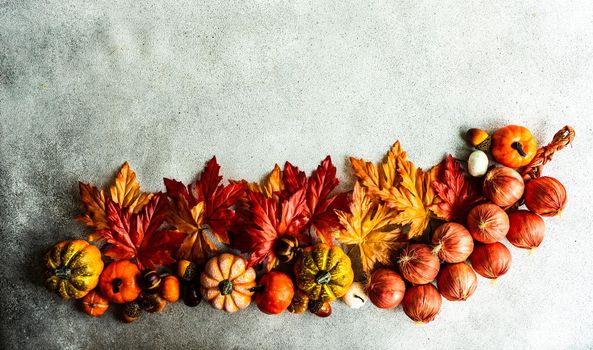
[491,125,537,168]
[200,253,256,313]
[81,290,109,317]
[161,275,181,302]
[100,260,141,304]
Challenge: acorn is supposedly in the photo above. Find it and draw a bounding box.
[177,260,198,282]
[140,269,161,294]
[183,282,202,307]
[274,237,299,263]
[138,293,167,313]
[466,128,491,152]
[309,300,332,318]
[287,289,309,314]
[122,301,142,323]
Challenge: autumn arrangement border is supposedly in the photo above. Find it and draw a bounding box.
[43,125,575,322]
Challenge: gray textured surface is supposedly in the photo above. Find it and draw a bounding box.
[1,1,593,349]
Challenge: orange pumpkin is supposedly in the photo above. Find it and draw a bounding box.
[200,253,256,313]
[100,260,141,304]
[161,275,181,302]
[81,290,109,317]
[491,125,537,168]
[254,271,294,315]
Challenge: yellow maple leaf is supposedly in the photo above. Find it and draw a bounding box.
[350,141,403,201]
[385,158,439,239]
[335,182,404,273]
[109,161,153,213]
[351,142,438,239]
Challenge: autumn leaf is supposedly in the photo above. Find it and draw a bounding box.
[350,142,403,201]
[282,162,308,196]
[305,156,350,244]
[77,162,153,241]
[431,155,485,222]
[233,189,310,271]
[386,151,439,239]
[164,157,245,263]
[335,182,404,274]
[110,162,153,214]
[351,142,439,239]
[232,157,348,251]
[95,193,186,269]
[77,183,108,233]
[241,164,284,199]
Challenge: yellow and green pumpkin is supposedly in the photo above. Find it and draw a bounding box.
[44,240,104,299]
[294,243,354,302]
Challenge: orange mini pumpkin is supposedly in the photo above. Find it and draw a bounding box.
[491,125,537,168]
[161,275,181,302]
[100,260,142,304]
[200,253,256,313]
[81,290,109,317]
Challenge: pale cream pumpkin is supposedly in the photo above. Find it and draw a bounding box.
[200,253,256,313]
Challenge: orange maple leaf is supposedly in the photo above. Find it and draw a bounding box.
[335,182,404,273]
[350,142,404,201]
[77,162,153,241]
[242,164,284,200]
[164,157,245,263]
[350,142,439,239]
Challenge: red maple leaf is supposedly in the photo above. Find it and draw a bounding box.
[164,157,245,244]
[305,156,350,244]
[431,155,485,222]
[234,189,310,271]
[281,161,308,196]
[96,193,186,270]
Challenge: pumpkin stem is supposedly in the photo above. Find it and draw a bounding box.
[315,270,331,285]
[55,267,71,280]
[248,285,265,293]
[112,278,123,293]
[218,279,233,295]
[511,141,527,157]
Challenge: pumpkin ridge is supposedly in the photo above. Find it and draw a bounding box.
[322,284,336,301]
[218,253,234,279]
[58,279,72,299]
[211,258,225,280]
[70,275,94,290]
[228,257,246,280]
[66,280,86,295]
[327,246,344,271]
[49,241,67,267]
[319,245,329,271]
[224,295,238,312]
[45,251,59,270]
[61,240,88,268]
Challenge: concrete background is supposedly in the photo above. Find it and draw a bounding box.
[1,0,593,349]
